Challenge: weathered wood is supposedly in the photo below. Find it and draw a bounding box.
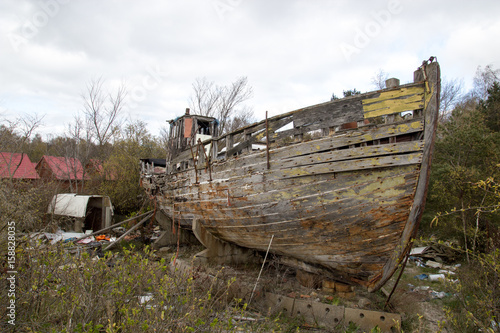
[362,86,425,118]
[225,116,293,157]
[161,120,425,190]
[370,61,440,291]
[71,211,153,243]
[104,213,153,251]
[140,61,440,291]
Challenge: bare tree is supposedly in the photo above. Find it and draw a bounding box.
[473,64,500,100]
[439,77,464,121]
[189,76,253,134]
[371,69,389,90]
[158,124,170,151]
[224,106,255,133]
[189,78,220,118]
[82,78,126,156]
[62,114,96,192]
[0,113,43,183]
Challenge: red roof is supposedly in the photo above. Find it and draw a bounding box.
[37,155,86,180]
[0,153,40,179]
[86,159,116,180]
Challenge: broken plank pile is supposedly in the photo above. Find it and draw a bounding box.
[410,242,460,263]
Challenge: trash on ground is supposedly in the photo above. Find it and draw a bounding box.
[425,260,443,269]
[428,274,445,281]
[409,241,460,262]
[438,269,456,275]
[408,284,452,300]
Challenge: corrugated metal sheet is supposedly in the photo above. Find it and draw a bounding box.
[48,194,92,217]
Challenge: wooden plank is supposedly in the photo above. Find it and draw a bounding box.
[172,116,423,169]
[71,210,154,243]
[370,61,440,291]
[292,97,366,128]
[225,116,292,156]
[175,169,416,225]
[188,196,411,240]
[199,120,424,180]
[162,159,419,204]
[261,119,423,162]
[178,165,417,200]
[362,85,425,118]
[103,213,153,251]
[216,141,424,178]
[183,163,417,201]
[167,151,421,196]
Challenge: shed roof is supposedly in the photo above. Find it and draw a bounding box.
[48,193,113,218]
[0,152,40,179]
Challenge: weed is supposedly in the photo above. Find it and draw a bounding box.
[0,243,292,332]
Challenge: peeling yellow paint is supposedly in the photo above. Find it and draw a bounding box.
[385,121,423,136]
[411,121,421,129]
[398,124,409,132]
[362,86,425,118]
[366,86,424,103]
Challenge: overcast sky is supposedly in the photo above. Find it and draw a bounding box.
[1,0,499,138]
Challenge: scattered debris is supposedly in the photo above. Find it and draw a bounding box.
[407,284,452,300]
[438,269,456,275]
[409,242,460,263]
[428,274,445,281]
[426,260,443,269]
[112,226,126,235]
[414,274,428,280]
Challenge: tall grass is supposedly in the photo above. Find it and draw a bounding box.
[1,243,288,332]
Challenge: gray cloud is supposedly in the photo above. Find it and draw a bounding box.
[1,0,499,137]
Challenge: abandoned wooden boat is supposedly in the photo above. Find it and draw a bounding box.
[141,61,440,291]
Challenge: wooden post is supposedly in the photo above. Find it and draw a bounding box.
[245,131,252,153]
[265,111,270,169]
[226,135,233,158]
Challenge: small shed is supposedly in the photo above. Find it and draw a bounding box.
[48,194,114,232]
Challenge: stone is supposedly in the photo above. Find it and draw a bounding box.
[157,247,172,258]
[358,297,372,308]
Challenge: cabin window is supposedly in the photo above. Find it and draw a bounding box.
[198,120,211,135]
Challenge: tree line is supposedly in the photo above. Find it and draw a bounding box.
[0,76,254,216]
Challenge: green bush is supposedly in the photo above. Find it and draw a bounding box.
[1,244,288,332]
[444,249,500,332]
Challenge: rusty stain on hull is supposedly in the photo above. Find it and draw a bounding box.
[140,61,440,291]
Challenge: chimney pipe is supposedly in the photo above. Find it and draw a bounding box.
[185,108,190,115]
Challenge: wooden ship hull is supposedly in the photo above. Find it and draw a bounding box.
[141,61,440,291]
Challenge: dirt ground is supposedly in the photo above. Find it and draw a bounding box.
[159,244,454,332]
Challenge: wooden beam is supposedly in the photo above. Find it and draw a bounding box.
[103,213,153,251]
